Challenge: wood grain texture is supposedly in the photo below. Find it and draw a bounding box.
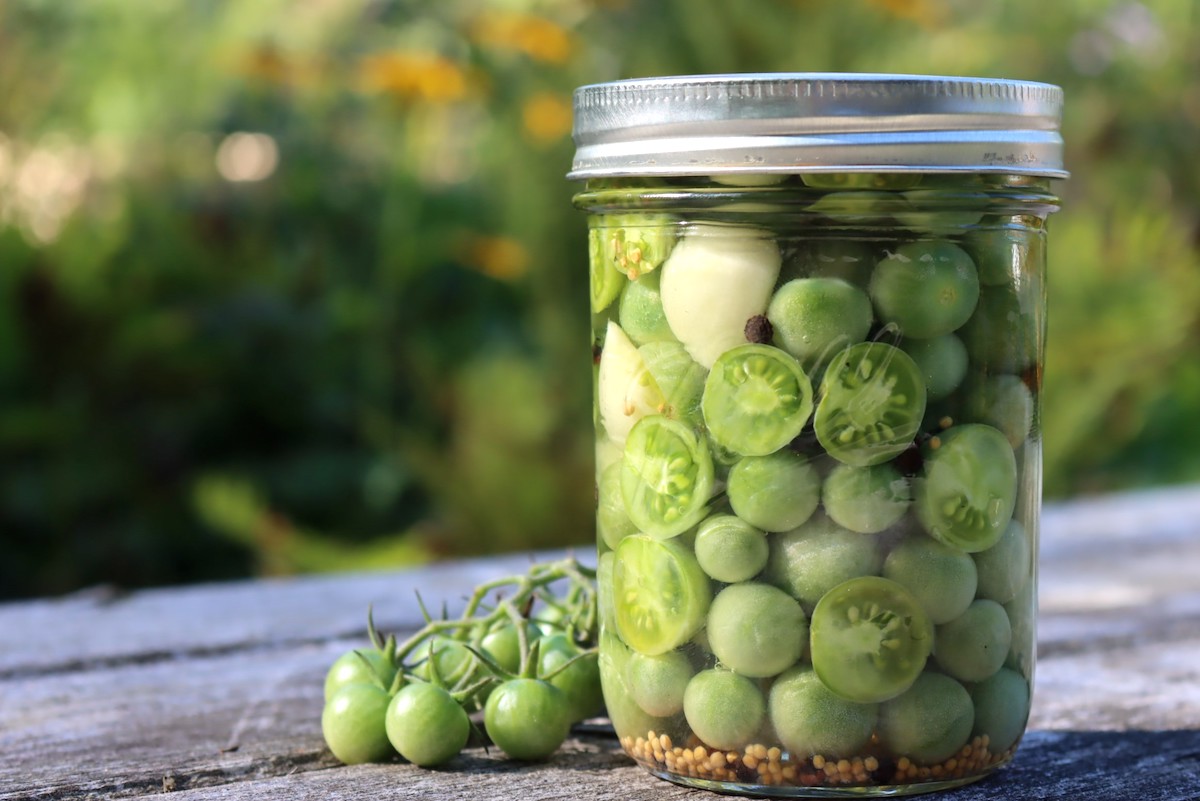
[2,487,1199,800]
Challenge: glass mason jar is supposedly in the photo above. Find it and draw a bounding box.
[569,75,1066,797]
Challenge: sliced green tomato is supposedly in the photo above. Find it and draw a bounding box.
[814,342,927,467]
[597,320,665,444]
[638,340,707,426]
[612,534,712,655]
[915,424,1017,553]
[702,344,813,456]
[594,215,678,279]
[620,415,714,539]
[589,227,626,313]
[809,576,934,704]
[597,461,638,551]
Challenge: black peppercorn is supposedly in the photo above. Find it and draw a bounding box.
[744,314,774,344]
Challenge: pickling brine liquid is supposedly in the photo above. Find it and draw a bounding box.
[582,174,1052,797]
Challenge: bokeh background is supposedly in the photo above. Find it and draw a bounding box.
[2,0,1198,599]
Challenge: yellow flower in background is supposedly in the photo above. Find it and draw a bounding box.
[357,52,470,103]
[470,11,574,65]
[522,92,572,145]
[236,44,290,83]
[229,44,325,89]
[462,235,529,281]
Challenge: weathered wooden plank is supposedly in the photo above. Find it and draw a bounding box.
[0,641,335,799]
[1032,637,1200,732]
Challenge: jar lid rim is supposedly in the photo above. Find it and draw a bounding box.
[568,73,1068,180]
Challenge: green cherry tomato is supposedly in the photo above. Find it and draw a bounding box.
[612,534,712,655]
[962,224,1044,287]
[413,636,476,686]
[900,333,969,402]
[882,535,978,625]
[973,520,1032,604]
[620,415,714,539]
[767,277,873,368]
[727,450,821,532]
[484,678,572,761]
[809,576,934,704]
[959,284,1039,373]
[599,631,676,737]
[768,666,878,759]
[934,599,1012,683]
[962,373,1034,449]
[914,424,1017,553]
[538,634,604,723]
[682,669,766,752]
[692,514,769,583]
[815,342,927,467]
[821,462,911,535]
[869,241,980,339]
[969,667,1030,753]
[877,672,974,765]
[385,682,469,767]
[627,650,694,718]
[701,343,814,456]
[481,622,540,675]
[765,513,884,612]
[706,582,807,678]
[322,682,395,765]
[324,648,395,702]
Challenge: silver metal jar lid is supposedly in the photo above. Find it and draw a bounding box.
[568,73,1067,179]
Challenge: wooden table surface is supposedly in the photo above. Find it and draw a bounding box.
[2,485,1199,800]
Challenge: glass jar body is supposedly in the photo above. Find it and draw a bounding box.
[582,174,1054,797]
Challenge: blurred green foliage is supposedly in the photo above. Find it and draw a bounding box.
[1,0,1197,598]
